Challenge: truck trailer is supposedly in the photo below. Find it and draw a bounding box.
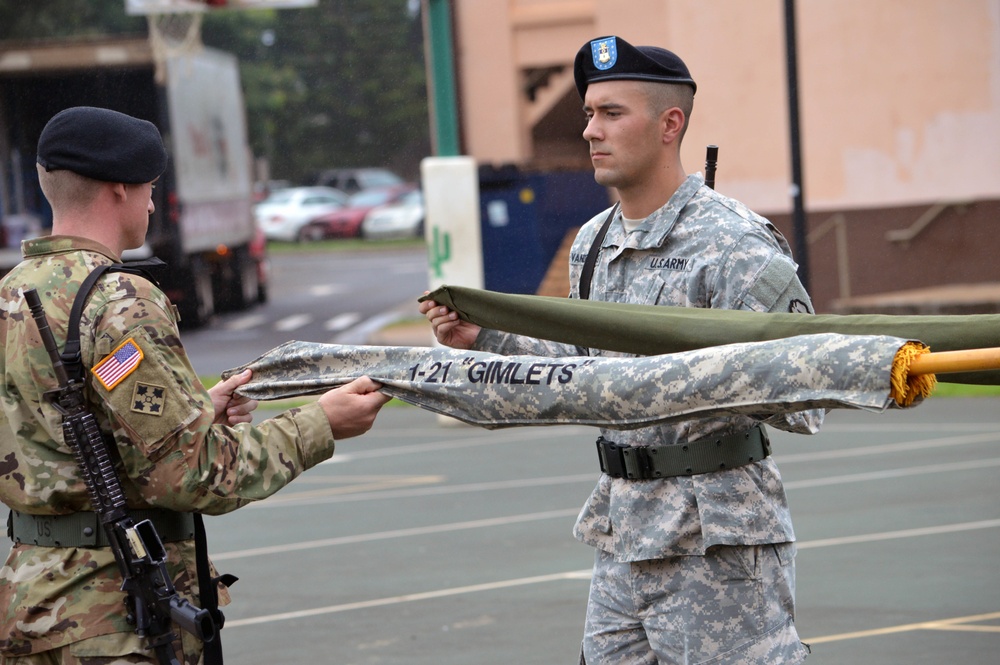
[0,36,268,327]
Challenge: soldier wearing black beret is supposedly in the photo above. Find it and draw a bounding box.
[0,106,390,663]
[36,105,168,185]
[421,35,818,665]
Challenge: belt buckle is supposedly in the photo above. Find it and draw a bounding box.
[596,437,627,478]
[759,425,772,457]
[621,446,652,480]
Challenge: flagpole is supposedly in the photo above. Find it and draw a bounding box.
[908,347,1000,376]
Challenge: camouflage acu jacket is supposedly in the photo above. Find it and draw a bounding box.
[476,173,825,561]
[0,236,335,656]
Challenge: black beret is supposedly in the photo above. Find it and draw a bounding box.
[36,106,167,184]
[574,35,697,99]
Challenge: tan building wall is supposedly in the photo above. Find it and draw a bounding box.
[448,0,1000,311]
[452,0,1000,212]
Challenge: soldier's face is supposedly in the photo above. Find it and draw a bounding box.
[582,81,663,191]
[122,181,155,249]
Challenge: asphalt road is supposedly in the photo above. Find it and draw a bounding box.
[4,244,998,663]
[204,396,999,665]
[184,244,429,376]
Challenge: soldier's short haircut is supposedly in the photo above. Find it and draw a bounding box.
[642,81,694,144]
[37,163,103,212]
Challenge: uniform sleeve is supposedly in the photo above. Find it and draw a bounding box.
[88,294,335,515]
[712,231,824,434]
[473,327,584,358]
[470,214,601,358]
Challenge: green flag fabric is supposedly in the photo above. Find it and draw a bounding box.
[420,285,1000,385]
[227,334,918,429]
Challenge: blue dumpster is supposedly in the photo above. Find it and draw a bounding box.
[478,165,609,294]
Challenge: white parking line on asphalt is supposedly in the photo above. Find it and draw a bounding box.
[324,312,362,331]
[783,456,1000,489]
[274,313,313,331]
[804,610,1000,644]
[212,508,580,561]
[224,568,593,628]
[255,455,1000,509]
[223,313,269,331]
[775,431,1000,464]
[309,284,348,297]
[222,518,1000,628]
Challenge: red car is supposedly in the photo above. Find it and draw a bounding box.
[301,185,415,239]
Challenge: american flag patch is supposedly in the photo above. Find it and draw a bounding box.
[92,338,144,391]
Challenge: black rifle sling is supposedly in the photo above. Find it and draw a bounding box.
[578,203,619,300]
[63,259,228,665]
[62,258,167,379]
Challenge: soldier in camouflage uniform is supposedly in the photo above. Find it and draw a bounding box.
[420,37,822,663]
[0,107,390,664]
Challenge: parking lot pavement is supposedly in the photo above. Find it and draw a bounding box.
[3,334,995,663]
[195,395,999,664]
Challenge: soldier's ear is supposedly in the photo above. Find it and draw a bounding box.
[109,182,128,202]
[661,107,685,145]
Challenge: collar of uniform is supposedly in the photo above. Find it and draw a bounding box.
[22,235,120,262]
[604,173,705,251]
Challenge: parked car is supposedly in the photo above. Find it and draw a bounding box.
[361,189,425,240]
[313,167,404,194]
[253,186,348,242]
[302,185,415,239]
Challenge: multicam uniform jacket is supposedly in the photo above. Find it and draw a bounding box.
[0,236,336,658]
[475,174,824,562]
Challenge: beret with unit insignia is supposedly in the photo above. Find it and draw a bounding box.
[574,35,697,99]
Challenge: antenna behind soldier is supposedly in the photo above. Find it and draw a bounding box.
[704,144,719,190]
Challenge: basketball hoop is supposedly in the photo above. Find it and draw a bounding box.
[127,1,207,83]
[126,0,320,81]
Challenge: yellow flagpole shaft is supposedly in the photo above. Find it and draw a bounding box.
[908,347,1000,376]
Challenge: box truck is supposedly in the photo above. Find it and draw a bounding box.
[0,36,267,327]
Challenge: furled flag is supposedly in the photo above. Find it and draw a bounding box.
[226,334,932,429]
[419,285,1000,385]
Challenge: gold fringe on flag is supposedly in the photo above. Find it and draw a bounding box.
[890,342,938,407]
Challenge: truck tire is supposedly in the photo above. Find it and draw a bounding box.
[217,247,259,311]
[179,256,215,328]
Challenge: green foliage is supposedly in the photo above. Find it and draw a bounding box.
[201,0,430,183]
[929,382,1000,398]
[0,0,430,184]
[0,0,145,40]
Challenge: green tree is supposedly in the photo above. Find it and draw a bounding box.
[201,0,429,183]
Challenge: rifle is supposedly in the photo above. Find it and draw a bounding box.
[705,144,719,190]
[24,288,215,665]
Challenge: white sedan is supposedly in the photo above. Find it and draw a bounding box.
[254,186,348,242]
[361,189,424,240]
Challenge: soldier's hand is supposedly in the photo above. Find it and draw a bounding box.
[418,294,481,350]
[319,376,391,439]
[209,369,259,425]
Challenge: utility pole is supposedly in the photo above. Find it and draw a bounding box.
[784,0,810,293]
[423,0,460,156]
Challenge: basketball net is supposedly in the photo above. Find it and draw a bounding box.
[147,9,204,83]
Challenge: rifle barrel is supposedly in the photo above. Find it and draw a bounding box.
[704,145,719,190]
[24,289,70,387]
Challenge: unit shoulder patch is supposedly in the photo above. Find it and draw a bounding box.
[131,382,167,416]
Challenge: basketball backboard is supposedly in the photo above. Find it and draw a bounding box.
[126,0,317,15]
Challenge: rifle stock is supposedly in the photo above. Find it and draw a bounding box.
[23,289,214,665]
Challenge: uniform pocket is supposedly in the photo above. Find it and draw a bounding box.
[709,544,761,581]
